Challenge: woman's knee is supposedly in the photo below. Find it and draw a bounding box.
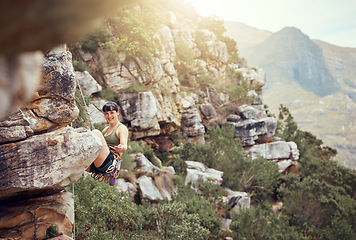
[92,129,101,136]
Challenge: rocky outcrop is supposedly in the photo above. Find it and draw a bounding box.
[222,104,299,172]
[118,153,177,201]
[0,192,74,240]
[75,71,102,96]
[224,105,277,146]
[180,93,205,143]
[25,46,79,133]
[0,127,101,202]
[0,45,101,239]
[185,161,224,193]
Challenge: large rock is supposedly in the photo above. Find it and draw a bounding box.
[0,110,33,144]
[0,127,101,203]
[246,141,299,161]
[195,30,229,63]
[25,45,79,132]
[180,93,205,141]
[0,191,74,240]
[133,153,161,176]
[136,175,164,201]
[118,91,161,139]
[116,178,136,196]
[224,105,277,146]
[185,161,223,194]
[0,51,43,120]
[75,71,102,96]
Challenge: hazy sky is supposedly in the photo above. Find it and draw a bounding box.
[185,0,356,48]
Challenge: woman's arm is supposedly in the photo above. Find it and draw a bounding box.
[113,124,128,154]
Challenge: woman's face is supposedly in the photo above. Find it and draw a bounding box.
[104,110,119,124]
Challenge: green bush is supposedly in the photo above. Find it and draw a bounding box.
[80,27,111,52]
[72,60,91,73]
[150,202,210,240]
[230,206,307,240]
[178,127,281,203]
[175,38,195,64]
[71,176,144,240]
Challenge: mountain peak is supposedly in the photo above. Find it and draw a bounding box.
[240,26,339,97]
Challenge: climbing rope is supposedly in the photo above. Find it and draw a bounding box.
[75,77,94,130]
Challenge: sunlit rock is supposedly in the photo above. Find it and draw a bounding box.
[75,71,102,96]
[0,127,101,203]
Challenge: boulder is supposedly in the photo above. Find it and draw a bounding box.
[246,141,300,161]
[180,93,205,140]
[116,179,136,196]
[224,189,251,213]
[0,127,102,203]
[185,161,223,194]
[200,103,217,120]
[118,92,161,139]
[0,191,74,240]
[75,71,102,96]
[25,45,79,131]
[238,105,267,120]
[133,153,161,176]
[136,175,164,201]
[0,110,33,144]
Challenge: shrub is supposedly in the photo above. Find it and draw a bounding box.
[72,60,91,73]
[230,206,307,240]
[80,27,111,52]
[71,176,144,240]
[177,127,281,203]
[150,202,210,240]
[175,38,195,64]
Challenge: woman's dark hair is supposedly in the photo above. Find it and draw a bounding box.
[102,101,119,112]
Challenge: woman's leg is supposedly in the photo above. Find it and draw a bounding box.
[86,129,110,171]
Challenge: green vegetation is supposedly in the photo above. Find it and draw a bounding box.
[175,38,195,64]
[72,60,91,73]
[70,176,223,239]
[72,113,356,239]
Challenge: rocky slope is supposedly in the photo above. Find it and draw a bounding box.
[226,22,356,169]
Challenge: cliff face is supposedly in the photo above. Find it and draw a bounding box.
[0,46,102,239]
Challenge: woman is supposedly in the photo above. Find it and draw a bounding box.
[87,101,129,185]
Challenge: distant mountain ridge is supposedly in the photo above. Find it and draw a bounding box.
[241,26,339,97]
[225,21,356,169]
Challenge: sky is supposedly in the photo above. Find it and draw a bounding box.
[185,0,356,48]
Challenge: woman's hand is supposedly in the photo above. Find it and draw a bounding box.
[114,144,126,154]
